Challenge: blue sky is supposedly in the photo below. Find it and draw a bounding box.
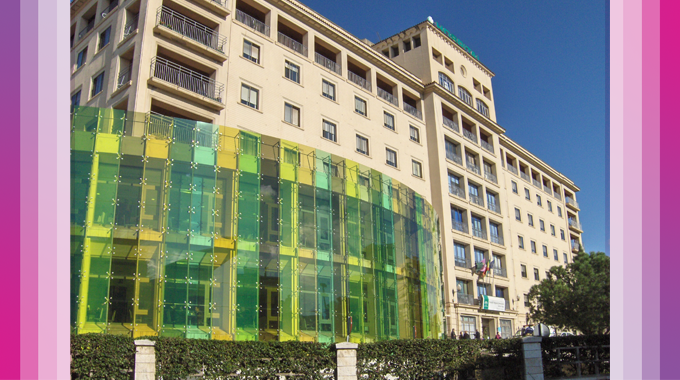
[302,0,608,254]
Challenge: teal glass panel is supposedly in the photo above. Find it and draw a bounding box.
[167,162,192,233]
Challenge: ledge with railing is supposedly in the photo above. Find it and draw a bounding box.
[457,293,475,305]
[566,197,579,209]
[150,56,224,102]
[157,7,227,52]
[571,241,580,251]
[466,160,481,175]
[452,220,468,234]
[449,185,465,199]
[554,191,562,201]
[508,165,518,175]
[492,266,507,277]
[543,185,551,193]
[481,140,493,153]
[443,115,459,132]
[145,111,217,147]
[348,71,371,92]
[235,9,270,36]
[377,88,398,106]
[484,171,497,184]
[123,14,139,38]
[470,194,484,207]
[520,172,531,182]
[78,18,95,40]
[117,64,132,89]
[278,32,307,57]
[490,234,504,246]
[403,103,422,120]
[472,227,487,240]
[455,258,471,269]
[569,219,582,230]
[488,202,500,214]
[463,129,477,143]
[100,0,119,18]
[447,153,463,165]
[315,52,341,75]
[532,179,541,188]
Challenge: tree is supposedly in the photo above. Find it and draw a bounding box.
[527,250,609,335]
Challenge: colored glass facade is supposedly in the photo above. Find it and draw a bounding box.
[70,107,443,342]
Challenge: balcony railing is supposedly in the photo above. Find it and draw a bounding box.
[150,56,224,102]
[493,266,507,277]
[532,179,541,188]
[146,111,174,139]
[490,234,504,245]
[457,293,475,305]
[508,165,518,175]
[123,14,139,38]
[403,103,422,120]
[447,152,462,165]
[100,0,119,18]
[377,88,398,106]
[278,32,307,56]
[455,257,471,268]
[485,171,498,184]
[571,241,580,251]
[566,197,579,209]
[450,185,465,199]
[543,185,551,193]
[78,18,95,40]
[466,160,480,175]
[481,140,493,153]
[470,194,484,207]
[554,191,562,201]
[117,64,132,88]
[157,7,227,52]
[348,71,371,91]
[488,202,500,214]
[463,129,477,143]
[443,116,459,132]
[315,52,341,75]
[472,227,487,240]
[235,9,270,36]
[452,220,468,234]
[520,172,531,182]
[569,219,582,230]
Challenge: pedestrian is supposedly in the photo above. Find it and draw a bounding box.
[495,332,502,339]
[463,331,470,339]
[526,325,534,336]
[521,325,526,336]
[474,330,481,340]
[450,328,456,340]
[459,331,464,340]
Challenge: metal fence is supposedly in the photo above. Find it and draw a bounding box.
[117,64,132,88]
[315,52,341,75]
[377,88,398,106]
[403,103,422,120]
[150,56,224,102]
[348,71,371,91]
[449,185,465,199]
[466,160,480,175]
[452,220,468,234]
[481,140,493,153]
[485,171,498,184]
[443,116,459,132]
[463,129,477,143]
[470,194,484,207]
[123,14,139,38]
[235,9,270,36]
[157,6,227,52]
[146,112,173,140]
[278,32,307,56]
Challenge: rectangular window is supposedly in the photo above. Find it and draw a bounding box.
[413,36,421,48]
[403,40,411,52]
[409,125,420,143]
[445,139,458,161]
[518,236,524,249]
[240,84,259,109]
[534,268,540,281]
[412,160,422,178]
[284,103,300,126]
[243,40,260,63]
[531,241,536,253]
[543,245,548,257]
[528,214,534,226]
[91,72,105,97]
[384,112,395,130]
[461,316,476,335]
[539,220,545,232]
[474,248,485,263]
[386,148,397,167]
[557,206,563,217]
[358,174,369,187]
[454,243,467,262]
[537,195,542,206]
[285,61,300,83]
[560,229,565,240]
[477,283,487,296]
[550,225,556,236]
[355,97,367,116]
[76,47,88,69]
[514,208,521,221]
[391,45,399,57]
[356,135,369,155]
[451,207,464,224]
[512,181,518,194]
[524,294,530,307]
[322,79,335,101]
[548,200,553,212]
[322,120,336,142]
[98,27,111,50]
[553,249,558,261]
[564,253,568,263]
[520,264,527,278]
[525,188,530,200]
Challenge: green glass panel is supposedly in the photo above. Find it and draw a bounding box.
[140,159,165,232]
[167,162,192,233]
[115,161,143,228]
[91,154,119,228]
[136,240,162,336]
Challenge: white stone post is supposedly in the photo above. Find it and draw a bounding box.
[134,339,156,380]
[335,342,358,380]
[522,336,544,380]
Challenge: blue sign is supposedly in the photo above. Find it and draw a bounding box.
[429,17,480,61]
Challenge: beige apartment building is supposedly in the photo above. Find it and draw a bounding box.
[70,0,583,339]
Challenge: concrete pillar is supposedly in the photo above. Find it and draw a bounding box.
[134,339,156,380]
[335,342,358,380]
[522,336,544,380]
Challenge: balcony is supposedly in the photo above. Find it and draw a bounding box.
[571,241,580,251]
[532,179,541,188]
[492,267,507,277]
[488,202,500,214]
[463,129,477,143]
[235,9,270,37]
[452,220,468,234]
[403,103,422,120]
[123,14,139,39]
[443,116,459,133]
[156,7,227,61]
[543,185,551,193]
[278,32,307,57]
[466,160,480,175]
[457,293,475,306]
[508,165,518,175]
[455,257,471,269]
[447,152,463,165]
[449,185,465,199]
[490,234,504,246]
[554,192,562,201]
[520,172,530,182]
[117,64,132,89]
[149,56,225,110]
[566,197,580,209]
[377,88,398,106]
[484,171,497,184]
[100,0,119,18]
[348,71,371,92]
[481,140,493,153]
[78,18,95,40]
[315,52,341,75]
[472,227,486,240]
[568,219,583,231]
[470,194,484,208]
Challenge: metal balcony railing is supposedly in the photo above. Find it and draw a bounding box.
[315,52,341,75]
[235,9,270,37]
[123,14,139,38]
[277,32,307,56]
[566,197,579,208]
[145,111,217,147]
[447,151,463,165]
[455,257,471,268]
[463,129,477,143]
[146,111,174,139]
[481,140,493,153]
[449,185,465,199]
[554,192,562,201]
[472,227,486,239]
[117,64,132,88]
[442,116,459,132]
[100,0,119,18]
[569,219,582,230]
[452,220,468,234]
[157,7,227,52]
[533,179,541,188]
[520,172,531,182]
[485,171,498,184]
[457,293,475,305]
[403,103,422,120]
[78,18,95,40]
[348,71,371,91]
[508,165,518,175]
[492,266,507,277]
[544,185,551,193]
[377,88,398,106]
[150,56,224,102]
[466,160,480,175]
[488,202,500,214]
[490,234,504,246]
[470,194,484,207]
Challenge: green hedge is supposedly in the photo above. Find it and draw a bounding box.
[357,339,523,380]
[71,334,135,379]
[541,335,610,378]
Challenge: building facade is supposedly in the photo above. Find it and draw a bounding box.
[70,0,583,341]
